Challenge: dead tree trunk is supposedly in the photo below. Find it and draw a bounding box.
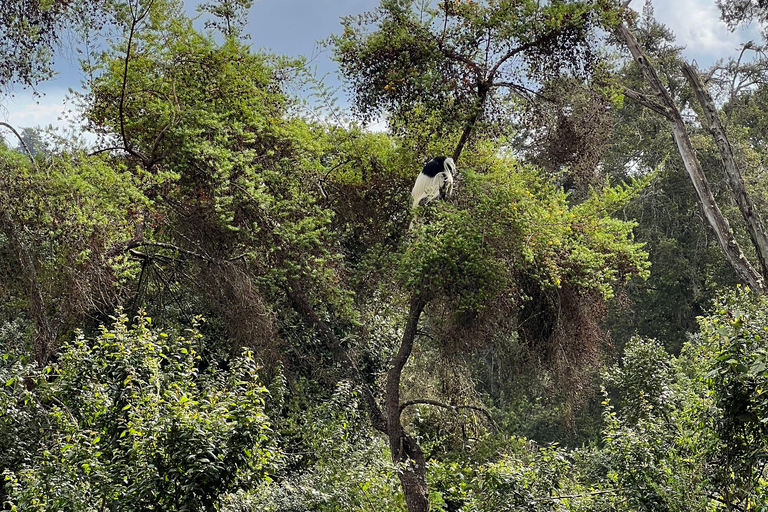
[616,22,766,293]
[681,62,768,281]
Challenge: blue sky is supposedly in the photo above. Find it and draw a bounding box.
[0,0,761,134]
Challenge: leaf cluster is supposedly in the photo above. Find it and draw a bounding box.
[1,313,277,511]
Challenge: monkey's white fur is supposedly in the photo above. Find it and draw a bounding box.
[410,157,455,208]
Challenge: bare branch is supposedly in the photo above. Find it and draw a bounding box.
[622,88,673,120]
[87,146,125,157]
[399,399,499,430]
[0,122,40,173]
[615,21,765,292]
[490,81,538,100]
[730,42,755,104]
[124,240,214,263]
[683,61,768,281]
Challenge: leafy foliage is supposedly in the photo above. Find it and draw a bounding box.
[6,0,767,509]
[401,158,649,407]
[0,142,145,360]
[222,380,404,511]
[701,287,768,502]
[333,0,621,156]
[1,314,277,510]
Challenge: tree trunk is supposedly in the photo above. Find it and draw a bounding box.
[616,22,766,293]
[681,62,768,281]
[452,83,489,164]
[287,285,432,511]
[386,296,428,512]
[395,431,430,512]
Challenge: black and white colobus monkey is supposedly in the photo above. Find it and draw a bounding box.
[410,156,456,208]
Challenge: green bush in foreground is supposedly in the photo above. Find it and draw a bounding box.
[1,314,278,511]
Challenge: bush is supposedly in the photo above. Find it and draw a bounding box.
[1,313,278,511]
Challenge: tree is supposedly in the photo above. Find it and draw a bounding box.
[0,0,109,93]
[333,0,620,162]
[597,290,768,510]
[597,8,741,353]
[717,0,768,30]
[330,4,649,506]
[700,288,768,507]
[0,141,144,363]
[0,0,70,91]
[615,3,768,293]
[196,0,254,39]
[59,0,650,508]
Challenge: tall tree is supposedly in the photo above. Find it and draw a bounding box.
[78,0,649,508]
[717,0,768,29]
[333,0,619,162]
[600,7,742,352]
[615,4,768,293]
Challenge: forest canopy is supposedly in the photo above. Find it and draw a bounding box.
[1,0,768,510]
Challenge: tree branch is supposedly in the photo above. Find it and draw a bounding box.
[622,88,673,120]
[87,146,126,157]
[386,295,426,458]
[489,80,539,97]
[615,21,765,292]
[118,0,154,167]
[488,28,562,80]
[438,44,484,81]
[147,78,180,162]
[0,122,40,173]
[399,399,499,430]
[453,83,489,163]
[123,239,214,262]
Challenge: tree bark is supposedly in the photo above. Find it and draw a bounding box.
[681,61,768,281]
[287,287,431,511]
[616,22,766,293]
[386,295,428,512]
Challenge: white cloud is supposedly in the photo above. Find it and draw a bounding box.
[636,0,762,65]
[366,118,388,133]
[1,90,78,129]
[0,89,99,148]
